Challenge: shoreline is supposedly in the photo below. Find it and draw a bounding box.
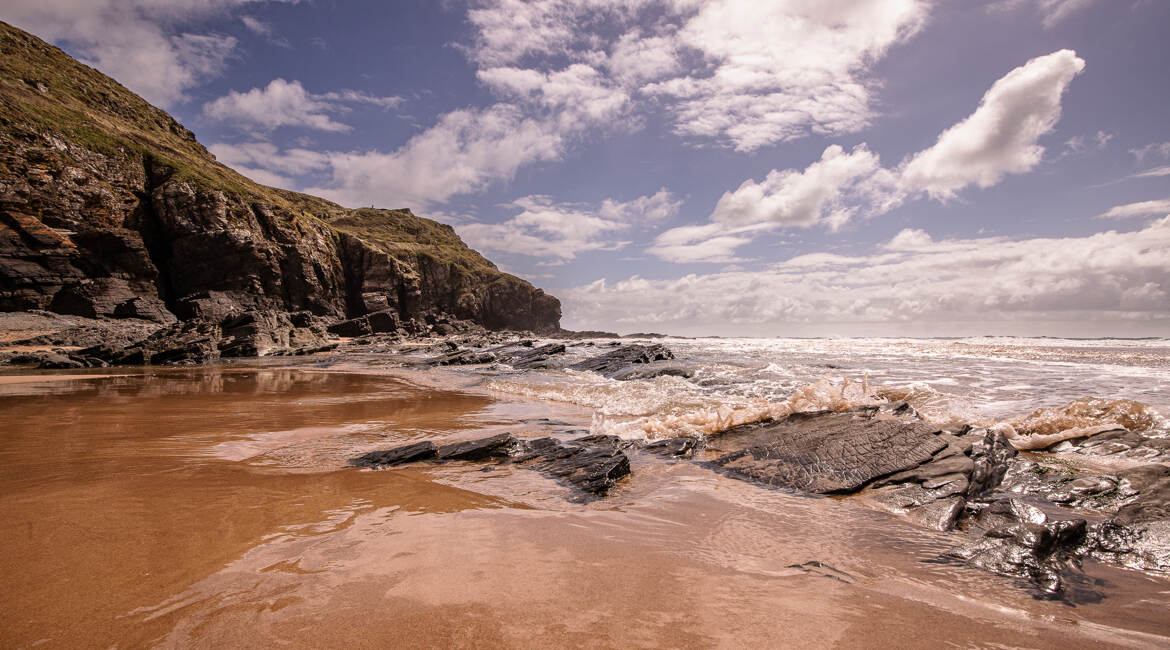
[2,328,1170,646]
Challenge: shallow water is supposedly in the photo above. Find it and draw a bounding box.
[1,348,1169,648]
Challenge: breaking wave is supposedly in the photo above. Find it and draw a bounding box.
[478,337,1170,445]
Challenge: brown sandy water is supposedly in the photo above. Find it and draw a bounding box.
[2,364,1169,649]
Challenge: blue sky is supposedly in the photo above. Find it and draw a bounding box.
[4,0,1169,336]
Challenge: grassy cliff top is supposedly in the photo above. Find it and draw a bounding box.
[0,21,502,274]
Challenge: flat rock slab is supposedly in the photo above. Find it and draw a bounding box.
[709,411,948,493]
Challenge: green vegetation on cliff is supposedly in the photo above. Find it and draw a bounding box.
[0,21,560,331]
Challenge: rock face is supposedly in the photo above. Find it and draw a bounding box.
[0,22,560,338]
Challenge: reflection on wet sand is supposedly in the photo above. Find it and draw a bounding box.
[1,367,1168,648]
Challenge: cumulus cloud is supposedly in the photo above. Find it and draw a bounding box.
[204,79,403,132]
[208,141,329,187]
[650,222,760,264]
[301,104,564,208]
[599,189,681,223]
[564,218,1170,334]
[205,79,350,131]
[458,195,632,260]
[1096,199,1170,220]
[456,189,678,259]
[709,144,894,230]
[649,50,1086,262]
[646,0,928,151]
[0,0,291,106]
[465,0,928,152]
[900,50,1084,198]
[476,63,631,130]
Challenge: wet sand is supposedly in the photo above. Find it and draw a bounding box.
[1,365,1168,648]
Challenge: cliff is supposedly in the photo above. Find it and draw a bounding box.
[0,22,561,332]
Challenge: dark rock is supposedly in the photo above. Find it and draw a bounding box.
[351,441,438,467]
[79,310,327,365]
[964,426,1018,497]
[568,344,675,377]
[948,497,1089,597]
[708,410,947,493]
[910,496,967,531]
[327,316,373,338]
[609,364,694,381]
[643,437,703,458]
[1112,477,1170,526]
[437,434,519,461]
[428,349,495,366]
[365,309,400,333]
[524,443,631,495]
[499,343,566,370]
[36,352,84,369]
[348,434,632,497]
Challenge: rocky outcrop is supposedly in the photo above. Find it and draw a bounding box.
[77,310,332,365]
[0,22,560,342]
[707,410,950,494]
[568,343,675,378]
[353,433,632,497]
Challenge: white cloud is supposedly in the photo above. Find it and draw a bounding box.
[204,79,404,132]
[599,188,681,223]
[208,141,329,187]
[606,30,681,85]
[281,59,627,209]
[564,218,1170,334]
[709,144,893,230]
[204,79,351,131]
[240,15,272,37]
[988,0,1097,28]
[1063,130,1113,155]
[0,0,290,107]
[1133,166,1170,179]
[455,189,678,260]
[239,14,289,47]
[900,49,1085,199]
[465,0,929,152]
[477,63,631,130]
[644,50,1086,263]
[458,195,632,260]
[646,0,928,151]
[1131,142,1170,163]
[302,104,565,208]
[1096,199,1170,220]
[315,90,403,110]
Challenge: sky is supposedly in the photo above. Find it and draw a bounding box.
[3,0,1169,337]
